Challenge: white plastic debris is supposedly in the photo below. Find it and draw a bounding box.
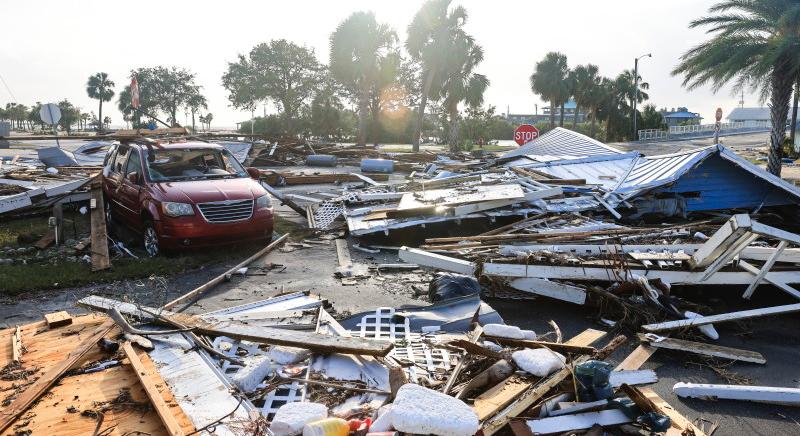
[46,167,58,174]
[269,345,311,365]
[270,402,328,436]
[370,404,394,432]
[79,206,88,215]
[230,355,274,392]
[512,348,566,377]
[483,323,536,340]
[685,310,719,340]
[694,231,709,241]
[391,384,479,436]
[483,340,503,353]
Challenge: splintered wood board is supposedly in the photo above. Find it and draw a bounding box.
[0,315,195,436]
[44,311,72,328]
[397,183,524,210]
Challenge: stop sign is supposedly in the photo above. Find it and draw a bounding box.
[514,124,540,146]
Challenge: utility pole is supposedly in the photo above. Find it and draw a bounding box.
[633,53,652,141]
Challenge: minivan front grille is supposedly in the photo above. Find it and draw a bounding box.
[197,199,254,223]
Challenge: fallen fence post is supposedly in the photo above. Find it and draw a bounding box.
[641,303,800,332]
[161,233,289,311]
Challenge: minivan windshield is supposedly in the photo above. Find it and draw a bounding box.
[144,148,248,182]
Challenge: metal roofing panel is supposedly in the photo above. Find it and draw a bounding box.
[726,107,771,121]
[501,127,624,159]
[512,153,639,191]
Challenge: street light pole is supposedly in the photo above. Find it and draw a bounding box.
[633,53,652,141]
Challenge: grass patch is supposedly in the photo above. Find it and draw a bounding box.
[0,211,92,247]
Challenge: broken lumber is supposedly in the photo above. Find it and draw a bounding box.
[122,342,185,436]
[673,382,800,406]
[525,409,631,434]
[641,303,800,332]
[89,186,111,271]
[638,333,765,364]
[0,319,116,433]
[398,246,476,275]
[79,296,394,356]
[11,326,21,362]
[44,310,72,328]
[506,277,587,305]
[162,233,289,311]
[482,337,595,355]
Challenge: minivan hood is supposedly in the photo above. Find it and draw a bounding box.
[151,177,266,204]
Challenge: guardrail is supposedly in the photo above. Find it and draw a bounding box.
[638,120,772,142]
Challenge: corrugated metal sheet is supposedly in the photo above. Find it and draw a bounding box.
[615,147,714,197]
[510,152,639,191]
[502,127,624,160]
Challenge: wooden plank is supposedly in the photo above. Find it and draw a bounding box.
[641,388,706,435]
[673,382,800,406]
[743,241,788,298]
[548,399,609,417]
[609,370,658,387]
[161,233,289,311]
[689,214,750,269]
[507,277,587,305]
[0,319,116,433]
[483,337,595,355]
[477,329,607,435]
[89,187,111,271]
[641,303,800,332]
[526,409,631,434]
[122,342,185,436]
[615,344,657,371]
[751,221,800,246]
[638,333,765,364]
[44,310,72,328]
[739,259,800,300]
[398,246,476,275]
[33,230,55,249]
[11,326,21,363]
[79,296,394,356]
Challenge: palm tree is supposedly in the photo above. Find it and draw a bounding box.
[673,0,800,176]
[438,35,489,150]
[86,72,115,133]
[615,69,649,112]
[330,11,397,147]
[204,113,213,131]
[406,0,470,151]
[530,52,569,128]
[186,91,207,133]
[571,64,600,130]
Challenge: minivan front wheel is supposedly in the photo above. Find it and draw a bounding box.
[143,222,160,257]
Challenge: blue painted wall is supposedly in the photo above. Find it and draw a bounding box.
[651,154,798,212]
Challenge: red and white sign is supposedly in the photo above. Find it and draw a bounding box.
[130,76,140,109]
[514,124,540,146]
[715,107,723,122]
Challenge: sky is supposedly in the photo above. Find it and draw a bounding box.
[0,0,756,129]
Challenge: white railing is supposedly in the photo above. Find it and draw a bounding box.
[638,129,669,141]
[639,120,772,142]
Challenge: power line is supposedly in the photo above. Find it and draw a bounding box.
[0,70,17,103]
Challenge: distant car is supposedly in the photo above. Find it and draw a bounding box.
[101,141,273,256]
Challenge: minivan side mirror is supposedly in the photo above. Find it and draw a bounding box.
[127,172,139,185]
[246,167,261,180]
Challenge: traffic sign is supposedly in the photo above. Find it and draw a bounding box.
[715,107,723,122]
[39,103,61,126]
[514,124,540,146]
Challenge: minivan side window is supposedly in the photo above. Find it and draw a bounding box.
[124,148,141,178]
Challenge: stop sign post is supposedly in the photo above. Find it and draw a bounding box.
[514,124,540,146]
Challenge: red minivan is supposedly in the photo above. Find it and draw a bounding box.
[102,141,273,256]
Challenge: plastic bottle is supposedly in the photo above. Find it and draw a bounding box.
[302,418,350,436]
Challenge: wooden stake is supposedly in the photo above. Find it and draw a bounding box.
[89,186,111,271]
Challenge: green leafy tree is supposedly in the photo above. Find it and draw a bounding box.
[85,72,115,132]
[530,52,569,128]
[438,35,489,150]
[204,113,213,130]
[673,0,800,175]
[330,11,398,146]
[56,100,80,133]
[117,67,202,127]
[406,0,470,150]
[570,64,600,130]
[223,40,322,135]
[639,104,666,130]
[310,73,346,139]
[187,92,207,132]
[615,69,649,111]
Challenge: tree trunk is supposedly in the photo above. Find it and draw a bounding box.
[370,99,381,146]
[549,101,555,128]
[412,71,436,151]
[572,104,579,129]
[448,103,459,151]
[357,87,369,147]
[590,110,597,137]
[98,100,104,133]
[790,75,799,151]
[767,69,794,176]
[191,110,196,133]
[559,101,565,127]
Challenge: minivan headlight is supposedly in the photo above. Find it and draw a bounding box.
[162,202,195,217]
[256,194,272,209]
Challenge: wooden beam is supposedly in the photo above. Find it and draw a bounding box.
[615,344,657,371]
[398,246,476,275]
[89,187,111,271]
[641,303,800,332]
[122,342,185,436]
[743,241,789,298]
[482,336,595,355]
[0,320,115,433]
[525,409,632,434]
[689,214,751,269]
[11,326,22,363]
[44,311,73,328]
[161,233,289,311]
[673,382,800,406]
[638,334,765,364]
[739,259,800,300]
[80,296,393,356]
[507,277,587,305]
